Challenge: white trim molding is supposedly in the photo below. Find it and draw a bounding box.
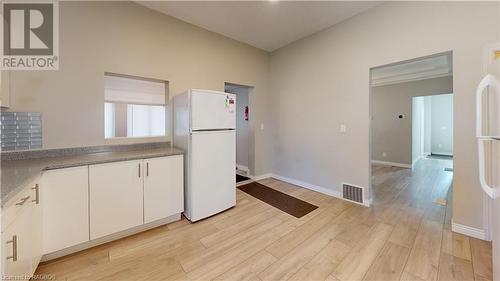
[371,160,411,169]
[236,179,253,187]
[253,173,371,207]
[272,174,342,198]
[412,155,424,168]
[236,164,250,174]
[41,214,181,262]
[251,173,273,181]
[451,221,487,241]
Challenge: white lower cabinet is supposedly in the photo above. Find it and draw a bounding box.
[42,166,89,254]
[3,209,32,278]
[89,160,144,240]
[30,182,43,270]
[2,179,42,279]
[144,155,184,223]
[18,154,184,265]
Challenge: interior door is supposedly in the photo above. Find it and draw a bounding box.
[190,130,236,221]
[144,156,184,223]
[191,90,236,130]
[89,160,144,239]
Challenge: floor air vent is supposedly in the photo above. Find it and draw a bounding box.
[342,183,363,204]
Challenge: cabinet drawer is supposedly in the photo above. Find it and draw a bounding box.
[2,178,39,230]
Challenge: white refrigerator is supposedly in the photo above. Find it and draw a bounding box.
[476,47,500,280]
[173,89,236,222]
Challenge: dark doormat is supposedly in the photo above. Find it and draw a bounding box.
[427,154,453,160]
[237,181,318,218]
[236,174,250,183]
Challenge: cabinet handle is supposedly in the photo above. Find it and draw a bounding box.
[146,163,149,177]
[16,196,30,206]
[6,235,17,262]
[32,184,40,204]
[138,163,141,178]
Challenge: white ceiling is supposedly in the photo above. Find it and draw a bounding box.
[371,53,453,87]
[138,1,382,52]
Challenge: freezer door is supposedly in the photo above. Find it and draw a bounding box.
[191,90,236,131]
[189,130,236,221]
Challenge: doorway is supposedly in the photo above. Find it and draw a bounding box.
[369,52,454,209]
[224,82,254,183]
[412,94,454,166]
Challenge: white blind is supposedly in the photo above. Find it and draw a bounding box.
[104,74,166,105]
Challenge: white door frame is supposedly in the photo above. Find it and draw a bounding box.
[224,82,255,177]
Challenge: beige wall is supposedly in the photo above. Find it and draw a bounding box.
[371,76,453,165]
[270,2,499,230]
[5,1,499,231]
[6,1,275,175]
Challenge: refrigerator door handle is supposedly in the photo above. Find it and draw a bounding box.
[476,74,500,138]
[478,138,499,199]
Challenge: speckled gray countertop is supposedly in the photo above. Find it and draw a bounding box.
[1,144,184,207]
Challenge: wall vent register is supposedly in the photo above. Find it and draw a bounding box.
[342,183,363,204]
[0,112,42,151]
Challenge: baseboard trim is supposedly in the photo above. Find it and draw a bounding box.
[236,164,250,174]
[412,155,424,168]
[252,173,371,207]
[251,173,274,181]
[451,221,487,241]
[236,179,253,187]
[41,214,181,262]
[272,174,342,198]
[371,160,411,169]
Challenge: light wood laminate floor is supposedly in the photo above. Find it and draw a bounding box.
[36,158,492,281]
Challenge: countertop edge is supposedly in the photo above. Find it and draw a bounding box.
[42,150,184,170]
[1,150,184,208]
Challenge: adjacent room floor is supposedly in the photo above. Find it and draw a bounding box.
[36,158,492,281]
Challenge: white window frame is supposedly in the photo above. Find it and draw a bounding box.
[104,72,169,140]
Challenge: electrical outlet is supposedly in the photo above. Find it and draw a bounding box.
[340,124,347,133]
[382,152,387,157]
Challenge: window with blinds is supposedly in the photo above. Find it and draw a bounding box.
[104,73,168,139]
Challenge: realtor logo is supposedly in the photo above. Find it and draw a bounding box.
[1,1,59,70]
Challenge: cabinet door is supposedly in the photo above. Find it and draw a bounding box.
[89,160,143,239]
[28,181,42,271]
[2,208,32,278]
[2,178,42,279]
[42,166,89,254]
[144,156,184,223]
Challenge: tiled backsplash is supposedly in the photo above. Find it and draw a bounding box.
[0,112,42,151]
